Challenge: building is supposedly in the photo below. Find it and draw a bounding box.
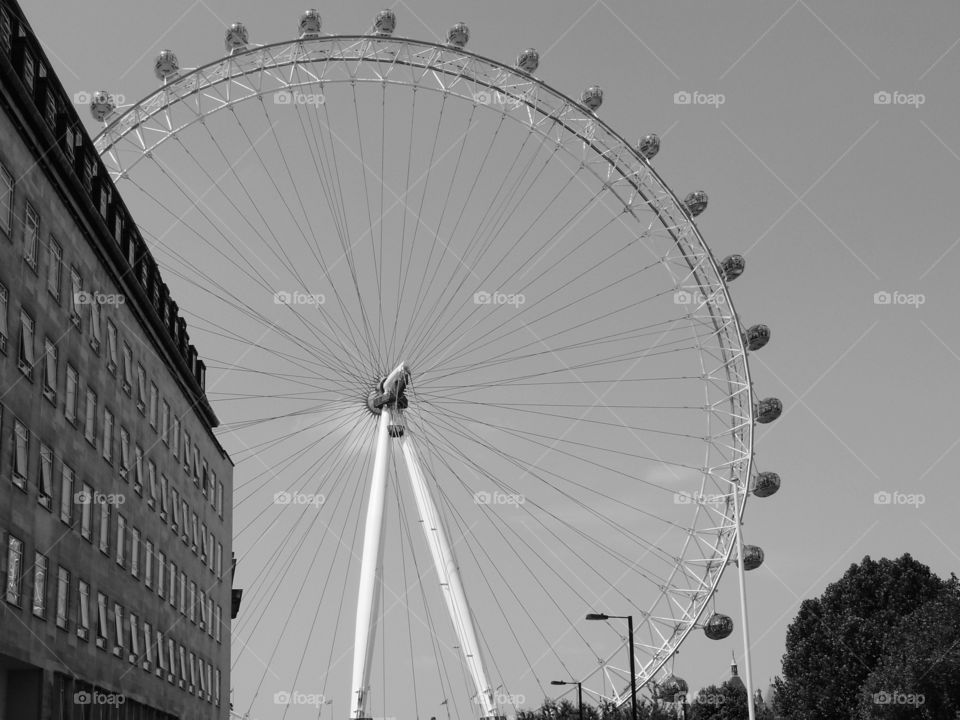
[0,1,234,717]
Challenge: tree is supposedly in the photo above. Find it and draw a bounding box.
[854,579,960,719]
[772,554,949,719]
[685,681,771,720]
[516,697,675,720]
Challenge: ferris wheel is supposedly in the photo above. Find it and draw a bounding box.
[91,10,782,720]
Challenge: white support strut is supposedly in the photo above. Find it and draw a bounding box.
[399,433,501,719]
[350,408,392,719]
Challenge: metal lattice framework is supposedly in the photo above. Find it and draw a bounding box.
[94,33,756,710]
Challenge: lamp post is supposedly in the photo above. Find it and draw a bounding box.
[550,680,583,720]
[586,613,637,720]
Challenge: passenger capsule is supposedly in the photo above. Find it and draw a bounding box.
[752,471,781,498]
[388,424,405,438]
[638,133,660,160]
[447,22,470,48]
[740,545,765,571]
[657,674,688,701]
[516,48,539,74]
[719,254,745,282]
[89,91,116,122]
[154,49,180,80]
[374,9,396,36]
[225,22,249,53]
[754,397,783,424]
[743,324,770,351]
[299,9,322,38]
[684,191,708,218]
[581,86,603,111]
[704,613,734,640]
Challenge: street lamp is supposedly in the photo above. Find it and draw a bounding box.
[586,613,637,720]
[550,680,583,720]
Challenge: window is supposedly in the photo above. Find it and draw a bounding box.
[171,488,180,529]
[22,50,35,91]
[121,342,132,394]
[171,417,180,459]
[129,612,139,662]
[0,282,7,354]
[164,635,173,678]
[181,499,189,542]
[144,539,153,588]
[208,531,215,571]
[149,382,158,427]
[198,656,206,695]
[147,461,157,508]
[130,527,140,578]
[210,469,218,508]
[113,602,124,654]
[59,464,74,524]
[183,430,191,473]
[102,408,114,464]
[159,474,169,519]
[168,561,176,607]
[77,580,90,639]
[98,498,110,554]
[105,319,118,373]
[55,566,69,629]
[13,419,29,490]
[42,338,56,400]
[216,542,223,578]
[157,551,166,598]
[38,444,53,508]
[191,512,199,552]
[215,668,221,706]
[214,604,222,643]
[17,309,35,378]
[189,651,196,690]
[138,368,149,414]
[200,523,208,562]
[84,387,96,444]
[5,535,23,605]
[31,552,47,617]
[179,644,187,686]
[179,571,186,615]
[65,364,78,423]
[201,459,209,496]
[119,428,130,480]
[69,268,82,327]
[47,238,61,300]
[189,580,196,623]
[161,400,169,444]
[115,513,126,567]
[23,202,39,270]
[0,162,12,235]
[161,634,171,675]
[199,589,207,628]
[80,482,93,540]
[143,620,153,668]
[88,293,102,351]
[133,445,144,491]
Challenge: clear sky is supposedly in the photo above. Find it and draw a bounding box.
[24,0,960,717]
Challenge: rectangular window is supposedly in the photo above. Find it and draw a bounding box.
[149,382,158,428]
[47,237,62,300]
[134,445,144,491]
[116,513,126,567]
[201,459,209,496]
[102,408,114,464]
[59,464,74,524]
[144,539,154,588]
[143,620,153,667]
[23,202,39,270]
[181,499,189,542]
[189,580,196,623]
[98,498,110,555]
[138,368,149,414]
[42,338,57,400]
[168,560,176,608]
[214,604,222,642]
[189,651,196,690]
[22,50,35,91]
[165,636,174,677]
[0,282,7,354]
[215,668,221,705]
[80,482,93,540]
[31,552,47,617]
[119,428,131,479]
[129,612,139,661]
[172,488,181,529]
[130,527,140,578]
[192,445,200,482]
[0,163,12,235]
[56,566,69,629]
[13,419,29,490]
[65,364,78,422]
[200,523,208,562]
[5,535,23,605]
[179,645,187,685]
[84,387,96,444]
[96,592,109,647]
[113,602,124,654]
[199,657,206,695]
[69,268,82,327]
[157,551,166,598]
[88,293,102,351]
[147,460,157,508]
[38,443,53,508]
[191,512,199,552]
[182,430,191,473]
[77,580,90,639]
[17,309,35,378]
[216,542,223,578]
[105,319,118,373]
[159,473,169,519]
[210,469,217,508]
[161,400,169,444]
[121,342,133,394]
[179,571,186,615]
[171,417,180,459]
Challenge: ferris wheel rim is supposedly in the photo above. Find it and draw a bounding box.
[92,30,758,702]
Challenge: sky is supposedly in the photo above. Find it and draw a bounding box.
[22,0,960,717]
